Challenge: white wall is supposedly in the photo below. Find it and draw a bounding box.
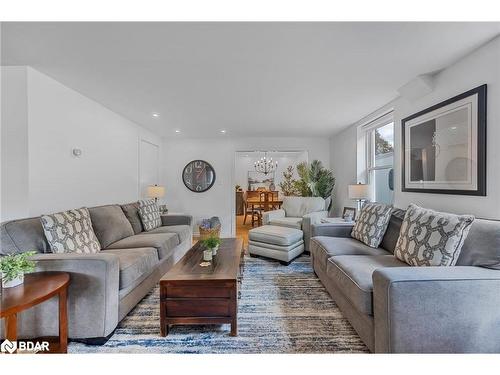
[1,66,30,220]
[162,137,330,236]
[329,124,357,216]
[1,67,162,220]
[330,36,500,219]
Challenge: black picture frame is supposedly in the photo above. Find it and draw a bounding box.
[342,207,356,220]
[182,160,216,193]
[401,84,487,196]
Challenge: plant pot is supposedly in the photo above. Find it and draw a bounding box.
[211,245,219,256]
[2,273,24,288]
[203,249,213,261]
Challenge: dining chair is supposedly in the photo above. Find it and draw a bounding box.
[251,191,267,227]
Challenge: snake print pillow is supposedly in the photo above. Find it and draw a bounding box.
[394,204,475,266]
[351,203,393,248]
[40,207,101,254]
[138,199,162,231]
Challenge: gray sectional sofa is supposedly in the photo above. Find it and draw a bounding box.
[0,203,192,343]
[310,208,500,353]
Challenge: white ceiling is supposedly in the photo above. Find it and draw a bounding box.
[2,22,499,138]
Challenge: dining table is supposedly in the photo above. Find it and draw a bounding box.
[246,196,283,212]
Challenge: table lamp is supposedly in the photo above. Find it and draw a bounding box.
[348,183,371,216]
[147,184,165,204]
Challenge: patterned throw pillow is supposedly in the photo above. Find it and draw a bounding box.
[138,199,162,231]
[351,203,393,248]
[394,204,475,267]
[40,207,101,254]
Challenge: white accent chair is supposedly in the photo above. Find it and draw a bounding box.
[262,196,329,252]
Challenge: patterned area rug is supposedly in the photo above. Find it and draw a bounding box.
[69,255,368,353]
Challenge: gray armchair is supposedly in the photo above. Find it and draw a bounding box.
[263,196,328,251]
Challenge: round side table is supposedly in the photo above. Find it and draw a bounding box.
[1,271,70,354]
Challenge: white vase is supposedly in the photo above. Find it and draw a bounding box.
[2,273,24,288]
[212,245,219,256]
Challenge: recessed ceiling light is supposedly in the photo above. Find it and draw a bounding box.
[175,129,181,133]
[451,126,457,130]
[220,130,226,134]
[152,112,160,118]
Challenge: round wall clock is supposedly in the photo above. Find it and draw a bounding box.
[182,160,216,193]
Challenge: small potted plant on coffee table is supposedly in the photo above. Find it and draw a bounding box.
[202,235,221,257]
[0,251,37,288]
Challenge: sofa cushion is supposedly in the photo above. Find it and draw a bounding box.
[457,218,500,270]
[248,225,303,246]
[1,217,50,255]
[394,204,475,267]
[106,232,179,259]
[311,236,391,269]
[143,225,191,243]
[121,202,144,234]
[351,203,393,248]
[269,217,303,229]
[103,247,159,290]
[138,199,162,231]
[40,207,101,254]
[326,255,407,315]
[380,208,406,254]
[282,196,325,218]
[89,205,134,248]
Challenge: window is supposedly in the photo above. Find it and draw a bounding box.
[366,120,394,204]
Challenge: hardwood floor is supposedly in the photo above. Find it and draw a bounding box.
[236,214,254,248]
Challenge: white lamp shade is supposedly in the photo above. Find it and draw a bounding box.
[147,185,165,198]
[348,184,370,200]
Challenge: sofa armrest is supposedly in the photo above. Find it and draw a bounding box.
[262,209,286,225]
[373,266,500,353]
[15,252,120,339]
[161,214,192,226]
[302,211,329,251]
[311,222,354,238]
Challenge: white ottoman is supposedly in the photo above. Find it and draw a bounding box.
[248,225,304,265]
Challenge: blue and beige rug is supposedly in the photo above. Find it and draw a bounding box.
[69,255,368,353]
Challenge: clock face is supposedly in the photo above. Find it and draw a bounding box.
[182,160,216,193]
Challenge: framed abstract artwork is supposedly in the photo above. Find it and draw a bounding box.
[401,84,486,196]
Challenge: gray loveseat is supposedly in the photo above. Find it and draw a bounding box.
[310,208,500,353]
[0,203,192,343]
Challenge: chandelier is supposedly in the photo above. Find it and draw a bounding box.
[254,152,277,175]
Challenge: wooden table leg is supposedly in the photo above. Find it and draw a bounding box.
[58,286,68,353]
[5,313,17,342]
[160,301,167,337]
[230,283,238,336]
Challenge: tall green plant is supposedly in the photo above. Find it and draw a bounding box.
[278,165,299,196]
[293,160,335,199]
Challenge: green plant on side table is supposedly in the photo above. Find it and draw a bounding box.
[0,251,37,288]
[202,235,221,258]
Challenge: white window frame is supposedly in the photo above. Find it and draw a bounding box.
[359,111,394,202]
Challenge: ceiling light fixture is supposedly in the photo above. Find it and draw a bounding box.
[254,151,277,176]
[175,129,181,133]
[152,112,160,118]
[220,130,226,134]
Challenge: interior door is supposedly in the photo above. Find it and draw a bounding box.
[139,139,160,199]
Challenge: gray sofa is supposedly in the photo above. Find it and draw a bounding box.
[263,196,328,252]
[310,208,500,353]
[0,203,192,343]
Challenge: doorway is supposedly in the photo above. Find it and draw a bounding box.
[233,150,308,247]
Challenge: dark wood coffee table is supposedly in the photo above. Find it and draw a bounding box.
[160,238,244,337]
[0,272,69,354]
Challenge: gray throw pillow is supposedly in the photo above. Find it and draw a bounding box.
[40,207,101,254]
[394,204,475,266]
[351,202,393,248]
[138,199,162,231]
